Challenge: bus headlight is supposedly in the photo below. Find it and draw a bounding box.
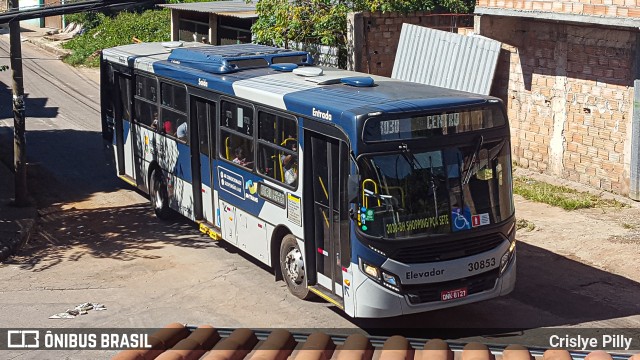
[500,240,516,274]
[359,258,401,292]
[362,261,380,280]
[382,272,399,286]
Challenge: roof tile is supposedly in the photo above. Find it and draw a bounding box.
[112,324,640,360]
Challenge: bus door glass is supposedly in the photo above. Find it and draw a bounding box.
[114,72,135,181]
[191,96,218,226]
[310,133,348,299]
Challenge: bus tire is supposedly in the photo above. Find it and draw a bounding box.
[149,169,172,220]
[280,234,312,300]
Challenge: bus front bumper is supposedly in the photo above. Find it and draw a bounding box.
[352,255,516,318]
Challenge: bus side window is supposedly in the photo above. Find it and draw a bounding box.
[220,100,254,169]
[257,111,297,187]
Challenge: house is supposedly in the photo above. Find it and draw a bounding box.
[474,1,640,199]
[158,0,256,45]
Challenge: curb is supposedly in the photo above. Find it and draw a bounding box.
[23,37,71,60]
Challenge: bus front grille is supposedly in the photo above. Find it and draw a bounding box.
[390,233,505,264]
[403,269,499,305]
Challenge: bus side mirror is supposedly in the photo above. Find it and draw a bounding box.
[347,174,359,203]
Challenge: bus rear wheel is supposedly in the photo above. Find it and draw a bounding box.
[280,234,312,300]
[149,169,172,220]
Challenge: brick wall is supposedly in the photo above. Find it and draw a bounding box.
[349,12,473,76]
[478,16,636,194]
[476,0,640,18]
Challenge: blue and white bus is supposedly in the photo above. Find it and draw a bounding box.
[100,42,516,318]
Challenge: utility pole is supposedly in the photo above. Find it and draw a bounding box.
[9,0,28,206]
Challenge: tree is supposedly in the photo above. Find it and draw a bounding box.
[0,65,8,71]
[251,0,475,67]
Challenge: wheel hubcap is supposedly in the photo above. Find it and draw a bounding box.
[154,182,163,209]
[284,247,304,285]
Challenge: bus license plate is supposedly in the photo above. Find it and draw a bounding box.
[441,288,467,301]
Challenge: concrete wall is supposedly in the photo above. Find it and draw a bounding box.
[348,12,473,76]
[477,16,637,195]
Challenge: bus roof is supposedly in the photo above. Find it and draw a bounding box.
[102,42,497,125]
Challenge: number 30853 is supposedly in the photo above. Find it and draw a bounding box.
[468,258,495,272]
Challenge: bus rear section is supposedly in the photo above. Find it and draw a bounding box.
[347,104,516,318]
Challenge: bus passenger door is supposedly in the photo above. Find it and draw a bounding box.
[191,96,218,227]
[309,133,349,302]
[114,73,136,182]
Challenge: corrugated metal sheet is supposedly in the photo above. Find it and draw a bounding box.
[391,24,502,96]
[159,0,257,17]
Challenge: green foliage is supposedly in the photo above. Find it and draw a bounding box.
[515,218,535,232]
[513,177,626,211]
[252,0,475,68]
[64,11,108,31]
[0,65,8,72]
[62,9,171,67]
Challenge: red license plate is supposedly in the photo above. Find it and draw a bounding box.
[441,288,468,301]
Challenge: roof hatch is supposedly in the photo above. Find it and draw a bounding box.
[167,44,312,74]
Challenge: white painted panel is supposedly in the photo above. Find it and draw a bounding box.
[317,273,332,290]
[214,190,221,228]
[236,209,269,265]
[170,176,195,221]
[220,201,237,245]
[202,184,214,224]
[123,122,136,180]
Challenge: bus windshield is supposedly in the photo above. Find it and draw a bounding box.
[357,139,513,239]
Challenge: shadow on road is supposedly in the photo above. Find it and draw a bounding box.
[353,240,640,343]
[0,79,59,120]
[0,127,122,208]
[6,203,216,272]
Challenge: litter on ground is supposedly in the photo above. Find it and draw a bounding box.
[49,302,106,319]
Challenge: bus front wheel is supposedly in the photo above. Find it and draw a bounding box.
[150,169,171,220]
[280,234,312,300]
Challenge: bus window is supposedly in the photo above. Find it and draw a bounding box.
[136,74,157,102]
[161,108,187,142]
[257,111,298,187]
[221,101,253,136]
[161,82,187,113]
[134,100,157,128]
[220,100,254,169]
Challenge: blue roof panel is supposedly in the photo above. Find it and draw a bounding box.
[167,44,312,74]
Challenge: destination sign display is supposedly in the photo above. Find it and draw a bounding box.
[364,108,505,142]
[258,182,286,208]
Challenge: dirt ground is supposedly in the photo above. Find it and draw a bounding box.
[513,170,640,285]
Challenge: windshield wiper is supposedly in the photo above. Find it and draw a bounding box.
[399,143,428,174]
[463,135,484,185]
[398,143,418,169]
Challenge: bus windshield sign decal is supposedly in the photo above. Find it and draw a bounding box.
[258,182,286,208]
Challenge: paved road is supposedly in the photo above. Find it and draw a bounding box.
[0,35,638,359]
